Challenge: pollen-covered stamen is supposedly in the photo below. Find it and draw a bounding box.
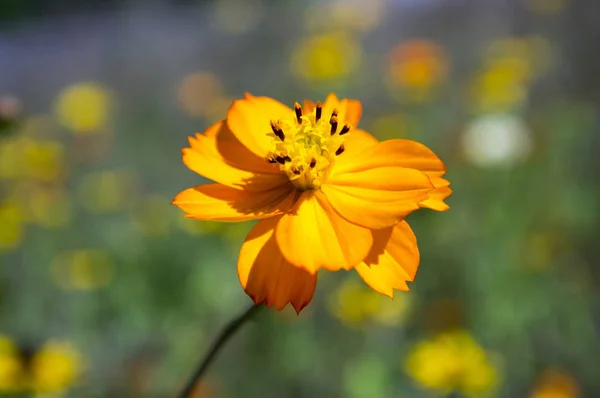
[294,102,303,124]
[330,115,338,135]
[315,102,322,121]
[339,123,351,135]
[270,120,285,141]
[265,101,349,190]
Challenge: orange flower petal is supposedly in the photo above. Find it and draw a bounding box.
[275,191,373,274]
[334,138,451,210]
[226,93,292,158]
[342,128,379,159]
[238,216,317,313]
[333,139,441,175]
[355,221,420,298]
[302,99,316,114]
[322,93,363,127]
[207,121,283,175]
[326,142,434,228]
[372,139,452,211]
[184,122,288,190]
[172,183,296,222]
[419,173,451,211]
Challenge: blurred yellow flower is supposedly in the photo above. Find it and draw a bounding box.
[0,137,64,182]
[291,32,362,82]
[0,335,21,392]
[55,82,112,134]
[78,170,138,213]
[31,341,82,394]
[0,337,81,395]
[0,202,24,252]
[471,57,531,111]
[386,39,448,102]
[404,330,498,396]
[23,139,65,182]
[52,249,114,290]
[530,369,579,398]
[473,36,553,112]
[328,278,411,327]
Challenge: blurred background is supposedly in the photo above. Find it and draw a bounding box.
[1,0,599,396]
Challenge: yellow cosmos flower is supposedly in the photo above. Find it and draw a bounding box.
[404,330,498,396]
[173,93,452,313]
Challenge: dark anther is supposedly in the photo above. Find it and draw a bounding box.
[330,115,338,135]
[294,102,303,124]
[331,108,339,118]
[270,120,285,141]
[335,145,345,156]
[283,155,292,162]
[267,157,277,163]
[292,167,301,175]
[275,156,286,164]
[339,123,351,135]
[310,158,317,168]
[315,101,322,121]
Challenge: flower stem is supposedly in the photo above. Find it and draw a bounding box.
[177,303,263,398]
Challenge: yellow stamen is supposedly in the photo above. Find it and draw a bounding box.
[265,101,351,190]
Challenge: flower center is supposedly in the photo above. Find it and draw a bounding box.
[265,101,351,191]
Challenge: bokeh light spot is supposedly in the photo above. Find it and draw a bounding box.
[291,32,362,82]
[55,82,112,134]
[404,330,498,396]
[462,114,533,167]
[386,39,448,102]
[530,369,579,398]
[31,341,82,394]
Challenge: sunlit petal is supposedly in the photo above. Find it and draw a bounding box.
[172,183,296,222]
[276,191,373,273]
[238,216,317,313]
[356,221,419,298]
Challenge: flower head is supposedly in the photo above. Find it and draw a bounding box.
[173,93,451,313]
[404,330,498,396]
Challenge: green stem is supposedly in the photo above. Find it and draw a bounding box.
[176,303,263,398]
